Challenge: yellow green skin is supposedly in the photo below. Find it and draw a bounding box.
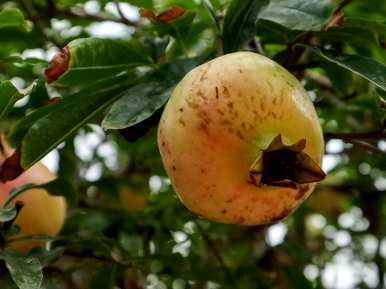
[0,139,66,252]
[158,52,324,225]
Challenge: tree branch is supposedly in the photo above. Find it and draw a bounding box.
[59,7,138,27]
[194,221,238,289]
[324,130,385,153]
[324,130,386,140]
[114,1,133,26]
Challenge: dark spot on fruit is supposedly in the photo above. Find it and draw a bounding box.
[221,209,227,214]
[241,122,246,128]
[172,166,177,171]
[272,97,277,105]
[228,128,234,133]
[226,199,232,204]
[260,102,265,111]
[238,216,245,224]
[215,86,219,99]
[227,102,233,109]
[221,120,232,125]
[187,100,199,109]
[162,141,166,146]
[200,68,208,81]
[199,122,210,135]
[236,130,244,140]
[179,108,184,112]
[222,86,230,98]
[201,169,205,173]
[217,109,224,116]
[266,80,273,91]
[179,119,186,126]
[238,69,243,73]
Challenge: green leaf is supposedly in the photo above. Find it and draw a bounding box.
[222,0,269,53]
[51,38,152,87]
[40,178,77,206]
[0,8,29,32]
[2,184,36,209]
[102,57,207,130]
[260,0,335,31]
[256,19,299,44]
[305,46,386,91]
[0,207,17,222]
[315,27,379,56]
[20,73,140,169]
[0,250,43,289]
[7,101,61,148]
[0,81,23,119]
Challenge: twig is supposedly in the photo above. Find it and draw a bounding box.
[21,0,62,46]
[114,1,132,26]
[349,140,384,154]
[60,7,138,27]
[194,221,239,289]
[324,130,386,140]
[324,130,385,153]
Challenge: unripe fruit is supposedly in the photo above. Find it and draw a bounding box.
[0,136,66,252]
[158,52,325,225]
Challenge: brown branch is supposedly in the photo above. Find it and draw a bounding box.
[324,130,385,154]
[59,7,138,27]
[324,130,386,140]
[194,221,239,289]
[114,1,133,26]
[22,0,62,46]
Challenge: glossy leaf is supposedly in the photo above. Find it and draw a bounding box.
[222,0,269,52]
[41,178,78,206]
[49,38,152,87]
[0,8,29,32]
[19,73,140,169]
[0,250,42,289]
[102,57,208,130]
[7,101,61,148]
[260,0,335,31]
[0,207,17,222]
[0,81,23,119]
[305,46,386,91]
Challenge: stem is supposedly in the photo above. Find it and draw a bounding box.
[194,221,239,289]
[21,0,62,46]
[114,1,133,26]
[324,130,386,140]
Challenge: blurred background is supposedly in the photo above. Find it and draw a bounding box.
[0,0,385,288]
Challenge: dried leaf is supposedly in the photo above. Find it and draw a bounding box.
[141,6,185,23]
[45,47,70,84]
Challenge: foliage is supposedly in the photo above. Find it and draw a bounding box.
[0,0,385,288]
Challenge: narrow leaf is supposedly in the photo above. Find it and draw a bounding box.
[0,81,23,119]
[40,178,77,206]
[260,0,335,31]
[47,38,152,87]
[0,250,42,289]
[222,0,269,53]
[0,207,17,222]
[102,57,208,130]
[305,46,386,91]
[19,73,140,170]
[0,8,29,32]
